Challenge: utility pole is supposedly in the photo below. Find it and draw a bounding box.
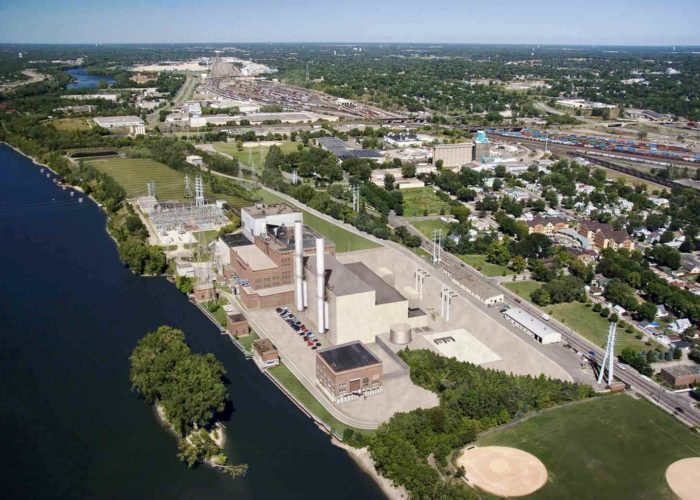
[184,175,193,198]
[351,185,361,212]
[147,181,156,198]
[440,286,457,321]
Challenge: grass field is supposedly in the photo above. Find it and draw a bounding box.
[409,218,455,239]
[504,281,648,353]
[213,141,301,171]
[478,395,700,500]
[237,330,259,352]
[268,362,372,436]
[88,157,250,208]
[88,158,211,201]
[459,254,513,277]
[256,189,378,252]
[49,117,94,131]
[401,187,451,217]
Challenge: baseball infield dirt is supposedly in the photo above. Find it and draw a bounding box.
[456,445,548,497]
[666,457,700,500]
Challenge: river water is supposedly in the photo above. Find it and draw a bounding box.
[0,144,383,499]
[65,68,116,89]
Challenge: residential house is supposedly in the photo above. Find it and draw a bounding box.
[668,318,692,334]
[681,254,700,275]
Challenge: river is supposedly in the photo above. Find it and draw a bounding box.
[0,144,384,499]
[65,68,116,89]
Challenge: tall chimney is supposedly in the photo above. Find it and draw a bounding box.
[294,221,304,311]
[315,238,325,333]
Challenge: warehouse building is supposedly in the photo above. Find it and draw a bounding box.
[316,341,383,403]
[433,143,474,168]
[317,137,382,160]
[503,308,561,344]
[93,115,145,129]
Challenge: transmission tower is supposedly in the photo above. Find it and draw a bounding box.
[305,61,310,82]
[292,169,299,184]
[195,175,205,207]
[351,185,361,212]
[147,181,156,198]
[432,228,442,265]
[597,322,617,386]
[184,175,193,198]
[414,267,429,301]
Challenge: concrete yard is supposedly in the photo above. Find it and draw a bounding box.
[337,248,573,381]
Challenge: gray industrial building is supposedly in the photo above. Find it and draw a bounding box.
[317,137,383,160]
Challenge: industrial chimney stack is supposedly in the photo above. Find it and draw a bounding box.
[315,238,326,333]
[294,221,304,311]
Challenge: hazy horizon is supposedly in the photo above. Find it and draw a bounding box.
[1,0,699,46]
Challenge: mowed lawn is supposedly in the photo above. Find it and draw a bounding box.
[268,363,372,437]
[409,218,455,239]
[88,157,208,200]
[478,395,700,500]
[504,281,647,353]
[49,117,94,131]
[213,141,301,171]
[257,189,378,252]
[459,254,513,277]
[401,187,451,217]
[88,157,250,208]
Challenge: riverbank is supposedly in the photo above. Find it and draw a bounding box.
[332,438,407,500]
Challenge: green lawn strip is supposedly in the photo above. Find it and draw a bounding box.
[88,157,248,208]
[478,394,700,500]
[237,330,259,352]
[459,254,513,277]
[268,362,373,437]
[409,218,455,239]
[504,281,649,353]
[401,187,451,217]
[255,189,378,252]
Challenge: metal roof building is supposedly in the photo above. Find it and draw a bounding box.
[503,308,561,344]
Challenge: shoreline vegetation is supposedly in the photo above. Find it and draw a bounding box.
[129,326,247,479]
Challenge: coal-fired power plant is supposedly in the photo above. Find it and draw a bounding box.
[294,221,304,311]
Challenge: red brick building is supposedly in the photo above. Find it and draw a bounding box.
[226,313,249,338]
[316,341,383,404]
[252,339,279,368]
[578,220,634,251]
[193,283,216,303]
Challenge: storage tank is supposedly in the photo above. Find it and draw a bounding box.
[390,323,412,345]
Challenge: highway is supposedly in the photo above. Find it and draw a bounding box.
[389,214,700,428]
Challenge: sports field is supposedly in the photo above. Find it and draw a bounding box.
[401,187,451,217]
[478,395,700,499]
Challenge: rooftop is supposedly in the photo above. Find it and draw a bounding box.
[345,262,406,305]
[221,232,252,248]
[307,253,373,297]
[233,244,278,271]
[504,308,560,342]
[317,340,382,373]
[253,338,278,356]
[227,313,246,323]
[661,365,700,377]
[264,224,332,253]
[242,203,299,219]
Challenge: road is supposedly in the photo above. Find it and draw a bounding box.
[389,213,700,428]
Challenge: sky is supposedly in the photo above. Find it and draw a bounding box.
[1,0,699,45]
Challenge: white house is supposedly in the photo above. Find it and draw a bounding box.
[668,318,692,334]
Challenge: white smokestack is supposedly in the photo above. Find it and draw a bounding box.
[294,221,304,311]
[315,238,325,333]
